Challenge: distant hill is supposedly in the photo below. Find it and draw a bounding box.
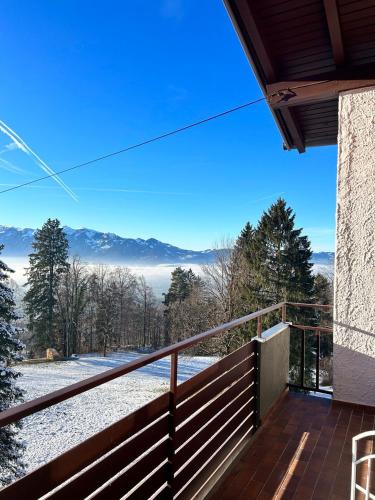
[310,251,335,266]
[0,225,335,268]
[0,225,216,265]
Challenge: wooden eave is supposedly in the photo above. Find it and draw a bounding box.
[224,0,375,152]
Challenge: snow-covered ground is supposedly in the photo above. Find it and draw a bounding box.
[17,352,216,473]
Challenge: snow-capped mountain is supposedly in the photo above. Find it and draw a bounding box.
[0,225,216,264]
[0,225,335,268]
[310,251,335,266]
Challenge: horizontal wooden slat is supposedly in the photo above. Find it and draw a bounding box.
[257,0,317,17]
[92,440,168,500]
[302,124,337,134]
[153,485,171,500]
[274,38,329,57]
[51,414,169,499]
[175,384,255,471]
[0,392,169,500]
[342,13,375,31]
[301,113,338,123]
[292,324,333,333]
[339,0,375,15]
[306,137,337,145]
[268,21,327,44]
[174,400,255,494]
[282,50,333,68]
[281,64,336,80]
[127,463,168,500]
[262,10,325,35]
[175,371,255,449]
[301,107,337,117]
[302,119,337,128]
[177,341,256,404]
[287,302,333,310]
[305,139,337,147]
[176,357,255,426]
[302,129,337,139]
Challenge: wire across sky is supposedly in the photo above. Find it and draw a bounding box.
[0,97,266,196]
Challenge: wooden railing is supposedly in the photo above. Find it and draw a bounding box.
[0,301,332,499]
[0,303,285,499]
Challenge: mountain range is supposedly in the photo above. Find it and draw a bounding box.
[0,225,216,265]
[0,225,335,267]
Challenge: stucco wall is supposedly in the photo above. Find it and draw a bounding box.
[256,323,290,419]
[334,86,375,406]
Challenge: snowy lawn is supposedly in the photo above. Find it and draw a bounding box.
[17,351,217,473]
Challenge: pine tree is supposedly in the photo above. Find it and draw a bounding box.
[0,245,25,485]
[235,222,254,254]
[244,199,314,310]
[163,267,200,307]
[241,199,315,383]
[314,273,333,305]
[231,223,256,317]
[163,268,204,344]
[24,219,69,354]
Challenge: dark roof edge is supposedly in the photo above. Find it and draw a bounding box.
[223,0,297,151]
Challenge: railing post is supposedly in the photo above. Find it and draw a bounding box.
[281,303,287,323]
[316,330,320,391]
[254,340,261,430]
[300,329,305,389]
[167,353,178,498]
[257,316,262,338]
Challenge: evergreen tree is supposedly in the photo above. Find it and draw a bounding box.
[238,199,315,384]
[0,245,25,484]
[24,219,69,354]
[231,223,256,317]
[163,267,201,307]
[163,268,204,345]
[244,198,314,310]
[314,273,333,305]
[234,222,254,254]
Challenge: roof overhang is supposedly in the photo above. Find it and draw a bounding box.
[225,0,375,152]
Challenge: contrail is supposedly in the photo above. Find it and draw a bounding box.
[0,183,192,196]
[0,158,28,175]
[0,120,78,201]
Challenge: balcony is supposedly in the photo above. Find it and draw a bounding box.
[217,392,375,499]
[0,302,373,499]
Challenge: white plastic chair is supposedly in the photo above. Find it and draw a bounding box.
[351,430,375,500]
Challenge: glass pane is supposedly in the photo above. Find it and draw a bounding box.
[319,332,333,391]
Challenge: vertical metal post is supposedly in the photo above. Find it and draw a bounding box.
[351,438,357,500]
[366,457,371,500]
[254,340,261,430]
[257,316,262,338]
[300,329,305,389]
[167,353,178,498]
[281,303,287,323]
[316,330,320,391]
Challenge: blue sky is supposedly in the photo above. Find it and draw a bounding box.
[0,0,337,251]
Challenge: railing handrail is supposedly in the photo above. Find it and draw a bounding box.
[286,302,333,310]
[0,301,286,428]
[292,324,333,333]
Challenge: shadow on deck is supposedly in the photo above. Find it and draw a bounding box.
[214,392,375,500]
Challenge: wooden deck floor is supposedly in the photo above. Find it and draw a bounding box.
[216,392,375,500]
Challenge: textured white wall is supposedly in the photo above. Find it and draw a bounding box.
[334,86,375,406]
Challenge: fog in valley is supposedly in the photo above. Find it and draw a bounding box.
[5,256,204,297]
